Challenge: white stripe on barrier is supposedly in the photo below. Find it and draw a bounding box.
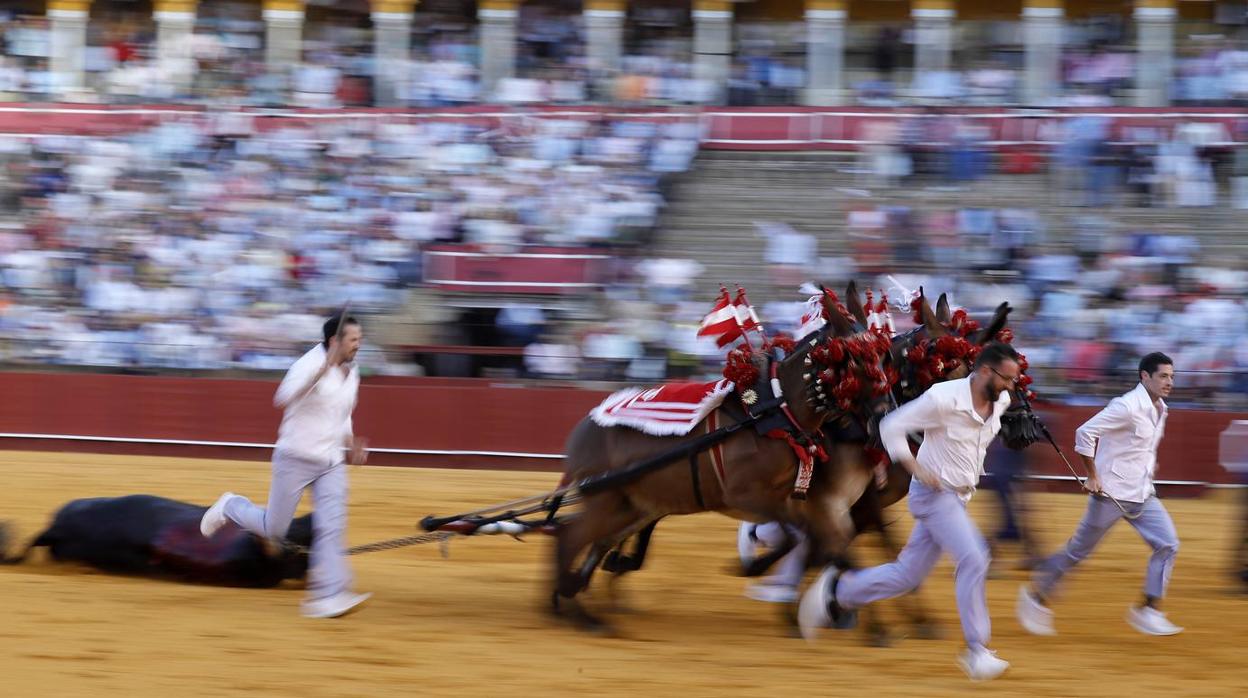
[422,279,600,287]
[1022,474,1240,488]
[2,432,1240,485]
[424,251,611,260]
[0,432,564,459]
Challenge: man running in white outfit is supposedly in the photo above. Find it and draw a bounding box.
[1017,352,1183,637]
[201,313,371,618]
[798,342,1020,682]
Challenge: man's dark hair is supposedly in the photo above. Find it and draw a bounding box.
[1138,352,1173,377]
[322,313,360,348]
[973,341,1021,370]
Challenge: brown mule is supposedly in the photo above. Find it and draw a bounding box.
[550,290,893,632]
[587,287,1016,640]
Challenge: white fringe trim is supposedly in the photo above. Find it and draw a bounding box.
[590,380,735,436]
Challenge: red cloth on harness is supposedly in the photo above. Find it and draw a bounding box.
[590,379,734,436]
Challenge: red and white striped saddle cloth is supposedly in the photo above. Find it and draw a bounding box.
[590,379,735,436]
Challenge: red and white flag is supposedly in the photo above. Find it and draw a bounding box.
[697,289,743,347]
[733,288,761,333]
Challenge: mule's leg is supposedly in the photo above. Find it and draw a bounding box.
[595,517,662,613]
[602,519,659,574]
[550,492,641,631]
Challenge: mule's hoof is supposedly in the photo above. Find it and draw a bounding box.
[601,550,626,574]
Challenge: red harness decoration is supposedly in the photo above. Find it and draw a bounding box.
[766,427,827,498]
[760,360,829,500]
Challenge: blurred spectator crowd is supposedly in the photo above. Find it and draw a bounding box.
[0,115,698,371]
[2,6,1248,410]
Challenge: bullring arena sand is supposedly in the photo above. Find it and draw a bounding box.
[1,450,1244,697]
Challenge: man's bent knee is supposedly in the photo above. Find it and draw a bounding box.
[1155,539,1179,559]
[955,548,990,579]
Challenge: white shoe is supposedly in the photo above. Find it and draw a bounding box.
[200,492,235,538]
[301,591,372,619]
[737,523,758,568]
[745,580,799,604]
[958,647,1010,682]
[1126,606,1183,636]
[796,566,837,642]
[1016,585,1056,636]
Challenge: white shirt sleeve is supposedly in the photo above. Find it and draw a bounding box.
[273,351,321,409]
[1074,397,1132,460]
[879,389,946,465]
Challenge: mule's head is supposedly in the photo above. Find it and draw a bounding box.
[784,286,895,431]
[887,292,1021,404]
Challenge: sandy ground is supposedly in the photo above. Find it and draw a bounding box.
[1,450,1245,697]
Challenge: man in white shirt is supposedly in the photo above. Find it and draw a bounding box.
[1017,352,1182,637]
[798,342,1020,682]
[201,313,371,618]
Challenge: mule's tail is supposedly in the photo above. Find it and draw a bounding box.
[0,521,49,565]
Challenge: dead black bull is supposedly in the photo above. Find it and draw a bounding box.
[0,495,313,587]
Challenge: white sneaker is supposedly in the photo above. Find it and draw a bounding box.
[745,580,799,604]
[737,523,758,568]
[958,647,1010,682]
[199,492,235,538]
[1126,606,1183,636]
[1016,585,1056,636]
[301,591,372,619]
[796,566,837,642]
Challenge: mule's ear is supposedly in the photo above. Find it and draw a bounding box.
[918,291,947,338]
[935,293,951,324]
[820,285,855,337]
[845,280,868,327]
[976,302,1013,345]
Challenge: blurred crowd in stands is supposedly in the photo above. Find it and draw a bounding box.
[2,5,1248,409]
[0,113,698,372]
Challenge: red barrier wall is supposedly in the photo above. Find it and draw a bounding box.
[0,372,1240,489]
[1,105,1242,152]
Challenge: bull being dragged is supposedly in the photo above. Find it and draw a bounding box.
[1,495,312,587]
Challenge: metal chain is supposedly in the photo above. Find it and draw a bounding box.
[280,530,455,557]
[346,531,455,556]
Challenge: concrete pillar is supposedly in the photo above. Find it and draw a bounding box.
[1022,0,1063,105]
[803,0,846,106]
[911,0,954,94]
[263,0,305,73]
[478,0,518,100]
[47,0,92,95]
[693,0,733,103]
[154,0,198,96]
[585,0,625,96]
[372,0,415,107]
[1134,0,1175,107]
